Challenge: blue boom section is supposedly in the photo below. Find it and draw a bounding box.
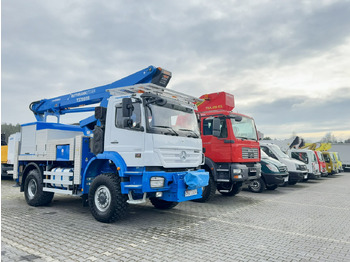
[29,66,172,122]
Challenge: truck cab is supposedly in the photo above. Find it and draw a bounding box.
[314,150,327,177]
[196,92,261,201]
[332,152,343,172]
[322,152,338,175]
[260,142,307,185]
[288,149,321,180]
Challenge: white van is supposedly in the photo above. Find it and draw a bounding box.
[288,149,321,180]
[260,142,308,185]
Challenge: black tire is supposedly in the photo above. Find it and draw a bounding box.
[88,174,128,223]
[303,178,309,182]
[288,181,297,185]
[24,169,54,206]
[248,178,266,193]
[266,184,278,190]
[192,175,216,203]
[150,198,178,209]
[218,182,242,196]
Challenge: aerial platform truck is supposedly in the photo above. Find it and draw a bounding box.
[14,66,209,223]
[194,92,261,202]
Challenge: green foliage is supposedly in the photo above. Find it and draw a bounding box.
[1,123,21,143]
[263,137,272,140]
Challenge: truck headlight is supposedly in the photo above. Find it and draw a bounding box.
[232,169,242,174]
[150,177,165,188]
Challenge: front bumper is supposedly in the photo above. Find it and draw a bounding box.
[263,172,289,186]
[288,171,305,183]
[121,169,209,203]
[308,172,321,179]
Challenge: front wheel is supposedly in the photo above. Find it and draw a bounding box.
[248,178,266,193]
[24,169,54,206]
[192,175,216,203]
[88,174,128,223]
[217,182,242,196]
[150,198,178,209]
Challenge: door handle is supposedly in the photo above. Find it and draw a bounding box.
[111,141,119,144]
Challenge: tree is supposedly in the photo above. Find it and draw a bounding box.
[1,123,21,143]
[320,132,337,143]
[263,137,272,140]
[345,138,350,143]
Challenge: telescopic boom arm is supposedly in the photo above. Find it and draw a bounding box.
[29,66,172,122]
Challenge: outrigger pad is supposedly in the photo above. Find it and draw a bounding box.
[184,171,209,190]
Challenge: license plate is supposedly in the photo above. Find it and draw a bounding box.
[284,177,288,182]
[185,189,198,197]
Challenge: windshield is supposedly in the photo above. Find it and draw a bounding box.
[270,144,289,159]
[336,152,341,161]
[231,116,257,141]
[261,149,269,159]
[146,103,200,137]
[291,151,308,164]
[316,151,324,162]
[330,153,336,161]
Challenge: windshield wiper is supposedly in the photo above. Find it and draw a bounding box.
[179,128,199,138]
[152,125,179,136]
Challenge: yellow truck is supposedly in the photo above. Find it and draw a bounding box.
[332,152,343,172]
[322,152,338,175]
[1,136,12,177]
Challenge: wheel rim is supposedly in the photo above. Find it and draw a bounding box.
[94,185,111,212]
[250,180,261,191]
[28,179,37,199]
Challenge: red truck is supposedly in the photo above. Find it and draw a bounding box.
[195,92,261,202]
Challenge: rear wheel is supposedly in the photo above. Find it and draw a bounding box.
[150,198,178,209]
[248,178,266,193]
[288,181,297,185]
[218,182,242,196]
[88,174,128,223]
[192,175,216,203]
[24,169,54,206]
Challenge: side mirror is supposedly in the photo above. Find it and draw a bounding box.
[212,118,221,137]
[122,98,134,117]
[234,115,242,122]
[95,106,107,125]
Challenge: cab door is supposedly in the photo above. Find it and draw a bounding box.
[104,100,145,167]
[201,117,232,163]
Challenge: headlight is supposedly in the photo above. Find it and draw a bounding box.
[266,164,279,172]
[232,169,242,174]
[150,177,165,188]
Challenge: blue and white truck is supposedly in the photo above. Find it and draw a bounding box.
[13,66,209,223]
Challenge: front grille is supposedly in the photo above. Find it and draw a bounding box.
[242,147,259,159]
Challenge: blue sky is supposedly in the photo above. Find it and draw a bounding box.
[2,0,350,142]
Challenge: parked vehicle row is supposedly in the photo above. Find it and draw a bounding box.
[2,66,348,223]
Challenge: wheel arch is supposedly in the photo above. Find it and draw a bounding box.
[203,157,217,181]
[21,162,43,192]
[82,151,127,194]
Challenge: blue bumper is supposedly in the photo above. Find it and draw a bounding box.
[121,169,209,202]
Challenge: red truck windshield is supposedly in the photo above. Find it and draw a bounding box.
[230,116,258,141]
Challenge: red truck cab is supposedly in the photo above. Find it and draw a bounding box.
[195,92,261,201]
[314,150,328,177]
